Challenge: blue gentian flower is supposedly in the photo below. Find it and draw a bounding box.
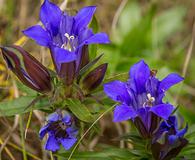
[39,111,78,151]
[23,0,110,76]
[151,116,188,160]
[104,60,183,138]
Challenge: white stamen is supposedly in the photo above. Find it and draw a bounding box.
[147,93,155,102]
[61,33,75,51]
[64,33,75,40]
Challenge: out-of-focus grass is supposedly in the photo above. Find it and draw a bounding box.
[0,0,195,159]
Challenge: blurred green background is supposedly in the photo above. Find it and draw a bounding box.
[0,0,195,159]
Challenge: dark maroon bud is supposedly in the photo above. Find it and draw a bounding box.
[0,45,52,93]
[82,63,107,91]
[59,61,76,86]
[151,138,188,160]
[163,138,188,160]
[79,45,89,70]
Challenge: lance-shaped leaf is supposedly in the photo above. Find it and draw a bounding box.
[82,63,107,91]
[59,61,76,86]
[0,45,52,93]
[78,53,103,77]
[65,98,94,122]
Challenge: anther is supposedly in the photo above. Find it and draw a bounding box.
[64,33,75,40]
[147,93,155,103]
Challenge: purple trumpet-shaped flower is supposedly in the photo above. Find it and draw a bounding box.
[151,116,188,160]
[0,45,52,93]
[39,111,78,151]
[104,60,183,138]
[23,0,110,85]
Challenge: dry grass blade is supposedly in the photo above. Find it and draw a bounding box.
[7,142,42,160]
[174,20,195,104]
[0,138,15,160]
[111,0,128,32]
[0,79,20,158]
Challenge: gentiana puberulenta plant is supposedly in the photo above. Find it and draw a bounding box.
[0,0,190,158]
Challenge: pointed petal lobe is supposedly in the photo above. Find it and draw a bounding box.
[45,134,60,151]
[40,0,62,36]
[150,104,174,120]
[39,124,49,139]
[81,32,110,46]
[23,25,51,46]
[113,104,137,122]
[129,60,150,93]
[60,138,77,150]
[74,6,96,33]
[159,73,184,92]
[104,80,130,104]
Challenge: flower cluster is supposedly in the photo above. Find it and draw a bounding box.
[104,60,188,159]
[0,0,110,152]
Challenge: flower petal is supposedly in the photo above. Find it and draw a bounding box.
[62,114,72,124]
[168,135,179,145]
[78,28,93,44]
[54,47,77,64]
[104,80,130,104]
[45,134,60,151]
[66,127,78,138]
[137,107,151,130]
[150,104,174,120]
[129,60,150,93]
[177,124,188,137]
[40,0,62,36]
[60,14,74,40]
[113,104,137,122]
[39,124,49,139]
[60,138,77,150]
[159,73,184,92]
[23,25,51,46]
[52,47,77,71]
[74,6,96,34]
[81,32,110,46]
[46,112,60,122]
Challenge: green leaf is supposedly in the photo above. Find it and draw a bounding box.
[90,16,99,33]
[104,72,128,83]
[155,7,186,45]
[65,99,94,123]
[57,148,135,160]
[89,44,98,59]
[116,2,141,40]
[16,81,37,96]
[0,96,50,117]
